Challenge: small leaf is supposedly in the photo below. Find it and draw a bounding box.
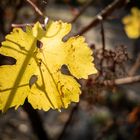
[0,20,97,112]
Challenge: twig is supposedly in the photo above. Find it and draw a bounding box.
[77,0,128,35]
[57,103,79,140]
[11,23,45,28]
[26,0,44,17]
[70,0,93,23]
[102,75,140,86]
[99,16,106,71]
[100,17,105,53]
[96,16,106,79]
[128,54,140,76]
[12,23,34,28]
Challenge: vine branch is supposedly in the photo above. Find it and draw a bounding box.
[23,100,49,140]
[77,0,128,35]
[101,75,140,86]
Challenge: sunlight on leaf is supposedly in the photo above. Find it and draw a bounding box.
[0,20,97,112]
[122,7,140,39]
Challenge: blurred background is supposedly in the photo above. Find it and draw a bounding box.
[0,0,140,140]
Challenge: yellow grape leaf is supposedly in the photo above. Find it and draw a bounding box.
[122,7,140,39]
[0,20,97,112]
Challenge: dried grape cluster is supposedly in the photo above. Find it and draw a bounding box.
[94,45,129,81]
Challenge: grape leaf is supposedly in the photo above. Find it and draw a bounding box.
[122,7,140,39]
[0,20,97,112]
